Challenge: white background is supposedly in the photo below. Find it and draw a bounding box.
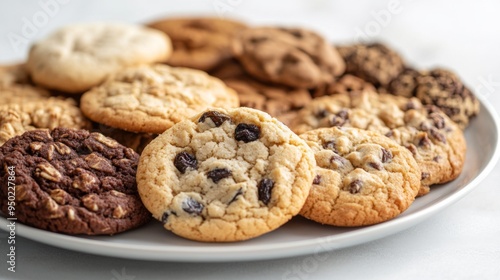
[1,0,500,279]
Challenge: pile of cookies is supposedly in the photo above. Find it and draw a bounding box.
[0,16,479,242]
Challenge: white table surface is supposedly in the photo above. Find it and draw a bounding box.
[1,0,500,279]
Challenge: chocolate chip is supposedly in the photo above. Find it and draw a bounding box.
[207,168,232,183]
[421,172,430,180]
[406,144,418,156]
[313,175,322,184]
[418,135,432,147]
[433,155,441,162]
[258,178,274,205]
[385,130,394,138]
[198,111,231,127]
[405,100,417,110]
[331,154,347,165]
[228,188,243,204]
[235,123,260,143]
[381,148,392,163]
[369,162,383,170]
[174,152,197,173]
[430,113,445,129]
[161,212,170,223]
[349,179,362,194]
[429,128,447,143]
[182,198,204,215]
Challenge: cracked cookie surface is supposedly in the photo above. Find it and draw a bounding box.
[137,107,315,242]
[290,91,466,195]
[0,128,150,235]
[299,127,420,226]
[80,64,239,134]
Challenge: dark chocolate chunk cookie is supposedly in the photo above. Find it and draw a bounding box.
[0,128,150,235]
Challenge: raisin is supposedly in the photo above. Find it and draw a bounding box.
[381,148,393,163]
[258,178,274,205]
[313,175,322,184]
[349,179,362,194]
[182,198,204,215]
[207,168,232,183]
[174,152,197,173]
[323,140,336,151]
[329,110,348,127]
[198,111,231,127]
[235,123,260,143]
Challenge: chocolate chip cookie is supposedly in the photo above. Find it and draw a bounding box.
[137,107,316,242]
[27,22,172,93]
[148,17,247,71]
[290,91,466,195]
[311,74,377,98]
[80,64,239,134]
[0,128,150,235]
[232,27,345,88]
[300,127,420,226]
[338,42,405,87]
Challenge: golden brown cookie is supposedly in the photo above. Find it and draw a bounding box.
[232,27,345,88]
[80,64,239,134]
[137,107,315,242]
[299,127,420,226]
[27,22,172,93]
[290,91,466,195]
[148,17,246,71]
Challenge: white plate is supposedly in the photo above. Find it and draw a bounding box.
[1,98,499,262]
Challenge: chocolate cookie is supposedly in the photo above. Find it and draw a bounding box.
[232,27,345,88]
[137,107,316,242]
[290,91,466,195]
[148,17,247,71]
[80,64,239,134]
[93,123,157,154]
[0,128,150,235]
[300,127,420,226]
[338,42,405,87]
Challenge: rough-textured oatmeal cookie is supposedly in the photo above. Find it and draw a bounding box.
[0,128,150,235]
[27,22,172,93]
[137,107,315,242]
[148,17,247,71]
[232,27,345,88]
[299,127,420,226]
[290,91,466,195]
[338,42,404,87]
[80,64,239,134]
[0,100,91,146]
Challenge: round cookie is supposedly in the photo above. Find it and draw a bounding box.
[232,27,345,88]
[80,64,239,134]
[0,99,91,146]
[137,107,316,242]
[290,91,466,195]
[299,127,420,226]
[386,67,421,98]
[0,128,150,235]
[27,22,172,93]
[338,42,404,87]
[414,69,479,129]
[148,17,247,71]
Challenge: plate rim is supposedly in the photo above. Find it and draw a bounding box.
[2,96,499,262]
